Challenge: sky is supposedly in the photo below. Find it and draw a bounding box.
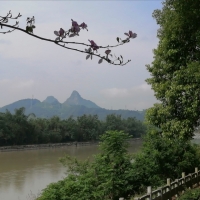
[0,1,162,111]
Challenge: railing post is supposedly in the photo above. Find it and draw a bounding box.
[182,172,185,178]
[167,178,171,189]
[187,174,192,190]
[175,179,179,198]
[158,187,163,200]
[182,172,185,184]
[195,167,199,186]
[147,186,152,200]
[166,178,171,199]
[167,178,170,184]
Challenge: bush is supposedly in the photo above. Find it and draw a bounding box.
[132,132,200,192]
[37,131,136,200]
[177,188,200,200]
[37,130,200,199]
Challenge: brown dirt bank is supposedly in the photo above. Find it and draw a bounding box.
[0,138,141,152]
[0,141,99,152]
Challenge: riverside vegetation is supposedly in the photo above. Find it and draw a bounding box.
[37,0,200,199]
[36,131,200,200]
[0,107,146,146]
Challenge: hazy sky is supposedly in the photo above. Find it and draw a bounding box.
[0,1,162,110]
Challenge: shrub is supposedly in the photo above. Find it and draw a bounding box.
[37,131,136,200]
[177,188,200,200]
[132,132,200,192]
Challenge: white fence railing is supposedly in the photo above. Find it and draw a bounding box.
[119,167,200,200]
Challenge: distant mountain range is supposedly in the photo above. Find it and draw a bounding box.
[0,90,145,121]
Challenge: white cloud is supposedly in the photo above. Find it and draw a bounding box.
[0,79,35,106]
[101,83,152,98]
[100,83,159,110]
[0,39,11,45]
[0,79,34,90]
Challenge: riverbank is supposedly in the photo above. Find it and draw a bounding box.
[0,138,142,152]
[0,138,143,200]
[0,141,98,152]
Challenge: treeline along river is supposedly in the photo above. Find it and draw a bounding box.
[0,108,146,146]
[0,108,146,200]
[0,140,143,200]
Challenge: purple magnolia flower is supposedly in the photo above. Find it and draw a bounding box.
[54,28,65,37]
[54,28,65,40]
[71,19,79,27]
[71,19,80,34]
[59,28,64,36]
[72,26,80,33]
[124,30,137,39]
[88,40,99,51]
[79,22,88,30]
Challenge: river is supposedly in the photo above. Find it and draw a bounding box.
[0,140,142,200]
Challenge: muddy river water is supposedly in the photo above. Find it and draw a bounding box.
[0,140,142,200]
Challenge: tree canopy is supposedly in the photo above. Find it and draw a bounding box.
[37,131,136,200]
[146,0,200,140]
[0,108,146,146]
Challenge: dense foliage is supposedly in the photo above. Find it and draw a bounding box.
[0,107,146,146]
[37,131,136,200]
[132,132,200,191]
[177,188,200,200]
[146,0,200,140]
[37,130,200,200]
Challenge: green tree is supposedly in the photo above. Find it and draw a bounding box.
[77,114,101,141]
[47,116,62,143]
[123,117,146,138]
[30,118,50,143]
[132,132,200,192]
[0,112,13,145]
[105,114,124,132]
[146,0,200,140]
[0,108,35,145]
[63,116,79,141]
[37,131,136,200]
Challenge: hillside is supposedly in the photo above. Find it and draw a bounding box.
[0,91,145,121]
[63,90,100,108]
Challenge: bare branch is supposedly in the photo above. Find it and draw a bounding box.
[0,11,22,34]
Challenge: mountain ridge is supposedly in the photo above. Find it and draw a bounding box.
[0,91,145,121]
[43,96,60,105]
[63,90,100,108]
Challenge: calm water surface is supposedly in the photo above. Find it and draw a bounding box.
[0,140,142,200]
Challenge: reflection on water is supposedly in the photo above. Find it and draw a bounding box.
[0,141,142,200]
